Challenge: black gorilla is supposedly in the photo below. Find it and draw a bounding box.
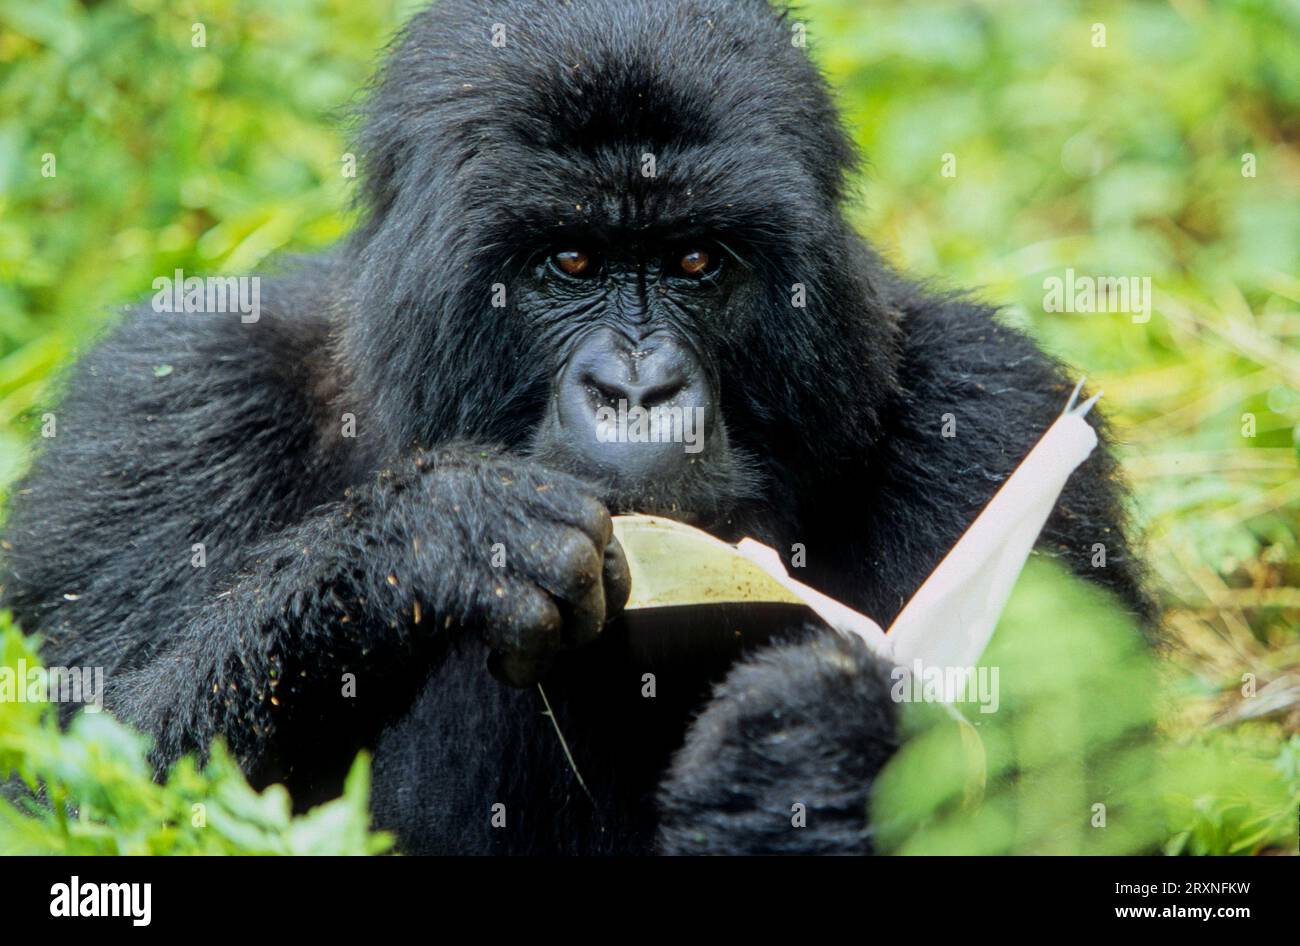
[1,0,1147,854]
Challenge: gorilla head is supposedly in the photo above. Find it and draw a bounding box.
[342,0,900,531]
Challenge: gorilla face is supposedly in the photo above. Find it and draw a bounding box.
[521,234,755,524]
[530,240,727,472]
[344,0,899,531]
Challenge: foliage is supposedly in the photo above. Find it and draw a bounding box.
[874,558,1299,855]
[0,614,391,854]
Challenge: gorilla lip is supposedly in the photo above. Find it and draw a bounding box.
[593,401,707,455]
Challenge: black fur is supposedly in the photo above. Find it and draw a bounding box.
[1,0,1148,854]
[657,630,899,855]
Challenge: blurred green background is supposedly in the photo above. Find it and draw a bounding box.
[1,0,1298,853]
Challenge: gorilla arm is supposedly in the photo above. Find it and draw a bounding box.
[101,448,626,795]
[0,306,627,798]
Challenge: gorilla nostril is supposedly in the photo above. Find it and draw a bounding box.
[636,377,687,408]
[580,374,626,409]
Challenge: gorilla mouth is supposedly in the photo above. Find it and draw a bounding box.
[529,413,763,531]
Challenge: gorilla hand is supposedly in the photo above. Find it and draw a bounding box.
[408,447,630,686]
[102,445,628,777]
[656,628,900,855]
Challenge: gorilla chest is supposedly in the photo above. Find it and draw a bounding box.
[366,632,715,855]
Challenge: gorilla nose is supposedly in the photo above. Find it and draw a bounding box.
[582,362,686,412]
[555,331,714,479]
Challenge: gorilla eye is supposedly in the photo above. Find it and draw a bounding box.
[679,248,716,278]
[553,248,594,277]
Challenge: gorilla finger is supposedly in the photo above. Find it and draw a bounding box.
[601,535,631,619]
[487,649,555,689]
[480,581,562,658]
[526,527,603,605]
[558,576,605,648]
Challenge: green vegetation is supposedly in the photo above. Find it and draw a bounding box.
[1,0,1297,854]
[0,614,389,854]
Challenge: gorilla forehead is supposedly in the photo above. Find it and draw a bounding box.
[362,0,856,237]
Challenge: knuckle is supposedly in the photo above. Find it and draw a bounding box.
[485,582,560,654]
[602,539,631,612]
[579,495,613,545]
[553,529,601,594]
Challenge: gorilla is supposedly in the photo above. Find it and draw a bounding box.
[1,0,1148,854]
